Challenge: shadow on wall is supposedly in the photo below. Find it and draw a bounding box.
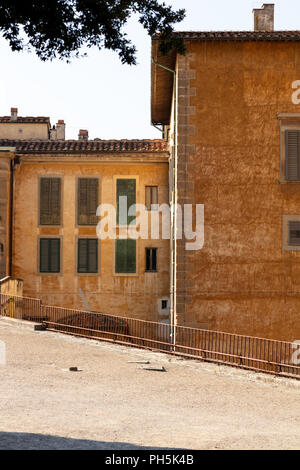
[0,431,184,450]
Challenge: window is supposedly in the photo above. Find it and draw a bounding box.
[116,179,136,225]
[77,239,98,273]
[145,186,158,210]
[145,248,157,272]
[78,178,98,225]
[285,130,300,181]
[115,239,136,274]
[161,300,168,310]
[288,221,300,246]
[40,238,60,273]
[40,178,61,225]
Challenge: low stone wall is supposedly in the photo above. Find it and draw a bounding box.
[0,276,23,296]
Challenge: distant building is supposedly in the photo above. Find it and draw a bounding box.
[0,108,170,322]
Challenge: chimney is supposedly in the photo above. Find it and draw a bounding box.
[78,129,89,141]
[50,125,57,140]
[253,4,274,31]
[10,107,18,121]
[56,120,65,140]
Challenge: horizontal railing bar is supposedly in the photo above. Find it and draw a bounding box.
[1,292,300,379]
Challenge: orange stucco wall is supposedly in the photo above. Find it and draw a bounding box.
[176,40,300,341]
[12,156,170,321]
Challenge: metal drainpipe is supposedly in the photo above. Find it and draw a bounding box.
[151,58,177,349]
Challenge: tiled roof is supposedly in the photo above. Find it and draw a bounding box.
[0,139,168,154]
[154,30,300,42]
[0,116,50,123]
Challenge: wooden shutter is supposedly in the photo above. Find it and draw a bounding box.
[78,239,98,273]
[50,239,60,273]
[116,179,136,225]
[78,179,98,225]
[40,238,60,273]
[285,131,300,181]
[40,239,49,272]
[288,221,300,246]
[115,239,136,273]
[40,178,61,225]
[145,186,158,210]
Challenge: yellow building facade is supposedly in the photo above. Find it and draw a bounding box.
[0,111,170,321]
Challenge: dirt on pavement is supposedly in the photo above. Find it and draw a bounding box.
[1,323,300,450]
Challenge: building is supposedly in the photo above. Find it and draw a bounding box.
[3,4,300,341]
[0,110,170,322]
[152,3,300,341]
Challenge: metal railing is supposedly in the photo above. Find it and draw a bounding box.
[1,292,300,379]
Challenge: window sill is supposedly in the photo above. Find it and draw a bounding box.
[279,179,300,184]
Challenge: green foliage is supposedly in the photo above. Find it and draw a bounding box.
[0,0,186,63]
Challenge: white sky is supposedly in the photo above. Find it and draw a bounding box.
[0,0,300,140]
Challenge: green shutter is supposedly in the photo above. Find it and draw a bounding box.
[78,179,98,225]
[40,178,61,225]
[40,238,60,273]
[285,131,300,181]
[115,239,136,273]
[116,179,136,225]
[289,221,300,246]
[78,239,98,273]
[40,239,50,272]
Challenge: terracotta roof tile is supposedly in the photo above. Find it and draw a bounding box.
[0,139,168,154]
[0,116,50,124]
[154,30,300,42]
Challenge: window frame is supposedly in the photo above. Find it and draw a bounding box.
[145,185,158,211]
[114,238,137,276]
[38,176,63,227]
[145,247,158,273]
[76,176,100,226]
[282,215,300,251]
[76,237,99,275]
[38,236,62,274]
[116,177,137,226]
[278,114,300,183]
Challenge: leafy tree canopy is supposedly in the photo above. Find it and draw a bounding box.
[0,0,186,63]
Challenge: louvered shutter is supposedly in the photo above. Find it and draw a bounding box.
[78,238,88,272]
[115,239,136,273]
[78,179,98,225]
[78,239,98,273]
[88,239,98,273]
[40,178,61,225]
[40,239,50,272]
[50,239,60,272]
[288,221,300,246]
[116,179,136,225]
[145,186,158,210]
[285,131,300,181]
[40,238,60,273]
[145,186,151,210]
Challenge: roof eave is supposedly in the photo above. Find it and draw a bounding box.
[151,39,176,126]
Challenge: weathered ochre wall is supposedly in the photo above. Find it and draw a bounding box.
[0,123,49,140]
[0,151,12,278]
[0,277,23,296]
[176,40,300,341]
[12,156,170,321]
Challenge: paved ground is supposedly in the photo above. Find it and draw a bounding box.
[1,322,300,450]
